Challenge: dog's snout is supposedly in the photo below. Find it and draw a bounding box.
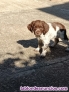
[34,29,42,36]
[35,29,40,34]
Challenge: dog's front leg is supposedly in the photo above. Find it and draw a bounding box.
[35,39,44,52]
[40,44,49,57]
[34,43,40,51]
[40,39,50,57]
[62,39,69,51]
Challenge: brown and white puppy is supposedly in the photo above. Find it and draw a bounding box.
[27,20,69,57]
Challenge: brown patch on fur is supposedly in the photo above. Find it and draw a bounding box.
[54,38,59,46]
[38,39,44,48]
[27,21,35,32]
[52,22,68,40]
[42,21,49,35]
[52,22,66,31]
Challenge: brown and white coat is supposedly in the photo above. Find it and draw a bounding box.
[27,20,69,57]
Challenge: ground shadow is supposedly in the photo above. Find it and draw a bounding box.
[38,2,69,20]
[29,44,69,64]
[0,39,69,69]
[0,52,69,92]
[17,38,69,62]
[0,39,69,92]
[17,38,38,48]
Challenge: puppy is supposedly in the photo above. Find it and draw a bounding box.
[27,20,69,57]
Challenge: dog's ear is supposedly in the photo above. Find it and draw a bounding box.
[42,21,49,35]
[27,21,35,32]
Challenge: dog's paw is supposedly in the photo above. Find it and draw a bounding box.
[40,55,45,58]
[34,47,39,52]
[40,52,46,58]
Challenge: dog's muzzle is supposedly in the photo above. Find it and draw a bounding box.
[35,29,42,36]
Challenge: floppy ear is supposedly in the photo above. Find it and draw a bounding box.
[42,21,49,35]
[27,21,35,32]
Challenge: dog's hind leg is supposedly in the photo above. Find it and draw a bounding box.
[61,38,69,52]
[63,40,69,51]
[50,38,59,48]
[61,30,69,51]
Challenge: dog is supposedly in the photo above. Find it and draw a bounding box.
[27,20,69,57]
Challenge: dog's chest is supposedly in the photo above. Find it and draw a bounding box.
[39,30,56,42]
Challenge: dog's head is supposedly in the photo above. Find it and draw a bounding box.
[27,20,49,37]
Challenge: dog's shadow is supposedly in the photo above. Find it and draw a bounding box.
[17,38,38,48]
[17,39,69,60]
